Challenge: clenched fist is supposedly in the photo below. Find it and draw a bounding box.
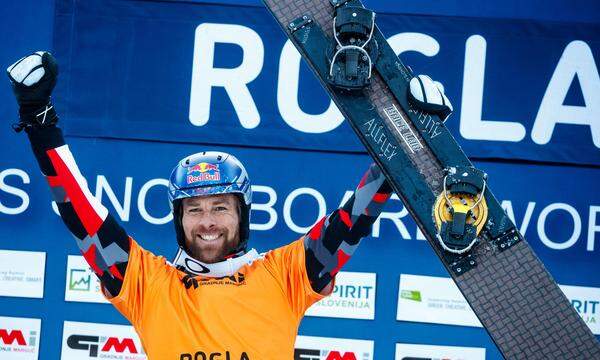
[408,74,453,122]
[7,51,59,132]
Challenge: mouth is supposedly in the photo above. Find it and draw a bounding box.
[196,233,223,242]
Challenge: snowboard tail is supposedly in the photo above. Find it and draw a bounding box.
[263,0,600,358]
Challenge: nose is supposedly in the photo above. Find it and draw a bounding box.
[194,212,218,231]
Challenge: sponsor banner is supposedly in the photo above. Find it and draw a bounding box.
[397,274,600,336]
[0,316,41,360]
[560,285,600,335]
[61,321,146,360]
[64,255,109,304]
[396,274,482,327]
[295,335,374,360]
[54,0,600,166]
[0,250,45,299]
[306,271,376,320]
[395,343,486,360]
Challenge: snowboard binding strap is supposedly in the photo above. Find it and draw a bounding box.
[327,4,377,90]
[434,166,489,254]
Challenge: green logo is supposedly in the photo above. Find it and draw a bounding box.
[69,269,91,291]
[401,290,422,302]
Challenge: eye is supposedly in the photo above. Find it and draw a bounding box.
[215,206,228,212]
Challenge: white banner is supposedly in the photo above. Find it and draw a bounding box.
[61,321,146,360]
[306,271,376,320]
[0,316,41,360]
[560,284,600,335]
[396,274,600,336]
[295,335,374,360]
[396,274,482,327]
[64,255,109,304]
[395,343,486,360]
[0,250,45,298]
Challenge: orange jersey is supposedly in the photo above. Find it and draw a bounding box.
[108,238,326,359]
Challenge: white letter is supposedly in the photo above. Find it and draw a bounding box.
[501,200,536,235]
[337,190,354,207]
[95,175,133,221]
[388,32,440,58]
[189,23,263,128]
[283,187,326,234]
[388,33,445,92]
[460,35,526,141]
[372,194,411,239]
[277,40,344,133]
[0,168,30,215]
[250,185,278,231]
[588,206,600,251]
[531,41,600,147]
[537,203,581,250]
[138,179,172,225]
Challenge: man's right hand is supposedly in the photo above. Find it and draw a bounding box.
[6,51,59,132]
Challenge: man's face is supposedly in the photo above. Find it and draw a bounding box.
[181,194,241,264]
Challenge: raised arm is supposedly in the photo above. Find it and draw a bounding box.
[304,163,392,293]
[7,52,130,297]
[303,74,453,294]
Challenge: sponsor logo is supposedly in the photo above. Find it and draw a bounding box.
[400,290,421,302]
[180,351,250,360]
[396,274,481,327]
[187,162,220,183]
[69,269,91,291]
[295,336,373,360]
[182,272,246,289]
[0,250,45,299]
[183,258,210,274]
[0,329,37,347]
[62,321,146,360]
[306,272,376,320]
[395,343,486,360]
[0,316,41,360]
[362,118,400,161]
[295,349,362,360]
[560,285,600,335]
[64,256,109,304]
[67,335,142,357]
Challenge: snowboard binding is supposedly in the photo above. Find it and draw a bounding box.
[327,1,378,90]
[434,166,489,254]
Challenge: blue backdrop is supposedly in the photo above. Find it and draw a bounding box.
[1,0,599,359]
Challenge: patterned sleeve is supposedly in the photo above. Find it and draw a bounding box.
[304,163,392,293]
[27,126,130,297]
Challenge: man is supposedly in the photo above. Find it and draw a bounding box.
[7,52,451,359]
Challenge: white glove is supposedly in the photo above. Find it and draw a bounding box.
[6,51,59,131]
[408,74,453,122]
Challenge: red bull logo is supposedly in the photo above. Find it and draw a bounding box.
[187,162,220,183]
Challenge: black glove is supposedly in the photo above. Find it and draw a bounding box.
[407,74,453,122]
[6,51,59,132]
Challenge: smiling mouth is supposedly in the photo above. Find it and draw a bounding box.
[197,233,222,242]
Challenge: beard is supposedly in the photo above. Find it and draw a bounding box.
[187,231,240,264]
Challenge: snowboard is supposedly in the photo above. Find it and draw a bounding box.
[262,0,600,358]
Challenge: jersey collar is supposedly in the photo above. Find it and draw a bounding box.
[170,247,261,277]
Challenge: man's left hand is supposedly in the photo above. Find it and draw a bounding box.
[408,74,453,122]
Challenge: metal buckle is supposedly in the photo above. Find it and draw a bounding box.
[328,6,377,89]
[434,167,488,254]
